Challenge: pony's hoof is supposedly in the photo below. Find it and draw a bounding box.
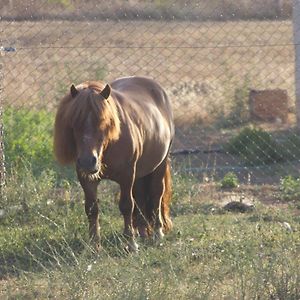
[138,226,148,239]
[154,228,164,240]
[90,237,101,253]
[125,239,139,253]
[92,242,101,253]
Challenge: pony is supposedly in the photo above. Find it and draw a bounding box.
[54,76,174,252]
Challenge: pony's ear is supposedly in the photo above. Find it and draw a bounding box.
[70,84,79,98]
[100,84,111,100]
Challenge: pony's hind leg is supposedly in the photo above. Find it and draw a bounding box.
[77,171,101,251]
[148,158,168,240]
[133,177,150,239]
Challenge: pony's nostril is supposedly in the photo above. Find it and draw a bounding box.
[77,156,97,172]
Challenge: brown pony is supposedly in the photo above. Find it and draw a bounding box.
[54,76,174,252]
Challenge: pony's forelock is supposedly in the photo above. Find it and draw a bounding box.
[54,81,121,165]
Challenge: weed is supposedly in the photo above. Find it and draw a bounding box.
[219,75,250,128]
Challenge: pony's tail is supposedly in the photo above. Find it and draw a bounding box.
[161,158,173,233]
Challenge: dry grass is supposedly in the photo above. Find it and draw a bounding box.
[1,19,295,126]
[0,0,292,21]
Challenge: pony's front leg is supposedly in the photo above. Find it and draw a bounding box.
[119,176,139,253]
[77,172,101,251]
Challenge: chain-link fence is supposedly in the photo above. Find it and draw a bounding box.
[1,0,299,190]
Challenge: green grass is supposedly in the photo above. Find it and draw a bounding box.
[1,169,300,299]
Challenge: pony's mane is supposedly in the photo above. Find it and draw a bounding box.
[54,81,121,165]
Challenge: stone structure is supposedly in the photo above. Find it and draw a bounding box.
[249,89,289,123]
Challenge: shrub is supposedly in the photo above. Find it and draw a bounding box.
[3,106,53,173]
[3,106,74,181]
[226,127,284,166]
[220,172,239,189]
[280,176,300,201]
[281,133,300,161]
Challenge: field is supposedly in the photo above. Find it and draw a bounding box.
[1,19,295,127]
[1,17,300,299]
[1,171,300,299]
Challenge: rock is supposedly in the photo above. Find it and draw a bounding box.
[0,209,5,218]
[281,222,293,232]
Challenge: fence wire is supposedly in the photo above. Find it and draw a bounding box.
[0,0,299,188]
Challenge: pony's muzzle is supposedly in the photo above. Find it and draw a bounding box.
[77,155,98,174]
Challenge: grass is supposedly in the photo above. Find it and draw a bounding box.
[1,168,300,299]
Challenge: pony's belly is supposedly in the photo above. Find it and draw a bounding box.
[135,146,169,178]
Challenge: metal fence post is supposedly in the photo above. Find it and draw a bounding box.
[0,52,5,202]
[293,0,300,129]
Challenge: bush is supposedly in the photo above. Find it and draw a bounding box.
[4,107,53,172]
[280,176,300,201]
[220,172,239,189]
[3,106,74,181]
[226,127,284,166]
[281,133,300,161]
